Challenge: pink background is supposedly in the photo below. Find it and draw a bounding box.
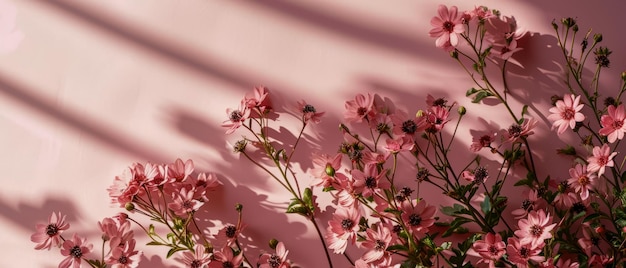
[1,0,624,267]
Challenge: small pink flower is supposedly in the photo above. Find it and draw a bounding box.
[429,5,464,49]
[352,164,390,198]
[297,100,325,124]
[213,223,246,248]
[470,132,495,152]
[467,6,496,21]
[461,166,489,183]
[514,209,556,249]
[168,187,204,217]
[391,110,419,137]
[345,93,375,123]
[548,94,585,134]
[31,211,70,250]
[360,225,392,264]
[599,104,626,143]
[244,86,273,117]
[222,101,251,134]
[59,234,93,268]
[506,237,544,268]
[106,239,142,268]
[108,167,142,208]
[511,189,546,219]
[326,206,361,254]
[167,158,195,182]
[473,233,506,268]
[177,245,211,268]
[209,246,243,268]
[567,164,596,200]
[310,153,343,188]
[259,242,291,268]
[400,199,436,239]
[504,118,537,143]
[383,136,414,155]
[587,143,617,176]
[416,106,450,133]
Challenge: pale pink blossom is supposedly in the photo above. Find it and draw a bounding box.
[416,106,450,133]
[383,136,414,155]
[326,206,361,254]
[259,242,291,268]
[506,237,544,268]
[209,246,243,268]
[352,164,389,198]
[429,5,464,48]
[213,223,246,248]
[168,187,203,217]
[514,209,556,248]
[244,85,273,116]
[504,118,537,143]
[567,163,596,200]
[587,143,617,176]
[31,211,70,250]
[472,233,506,268]
[222,101,251,134]
[167,158,194,182]
[470,132,495,152]
[467,6,496,21]
[59,234,93,268]
[391,110,419,137]
[548,94,585,134]
[345,93,375,123]
[400,199,436,239]
[360,225,392,264]
[297,100,325,124]
[599,104,626,143]
[106,239,142,268]
[176,245,211,268]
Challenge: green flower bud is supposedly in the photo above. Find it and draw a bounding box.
[235,203,243,212]
[269,239,279,250]
[594,33,603,43]
[457,106,466,115]
[125,202,135,211]
[325,164,336,177]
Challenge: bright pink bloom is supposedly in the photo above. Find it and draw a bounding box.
[209,246,244,268]
[429,5,464,48]
[106,239,141,268]
[383,136,414,155]
[297,100,325,124]
[168,187,204,217]
[416,106,450,133]
[504,118,537,143]
[310,153,343,188]
[326,206,361,254]
[176,245,211,268]
[400,199,436,238]
[352,164,390,198]
[213,223,246,247]
[587,143,617,176]
[506,237,544,268]
[472,233,506,268]
[222,101,251,135]
[259,242,291,268]
[568,163,596,200]
[360,225,392,264]
[514,209,556,248]
[59,234,93,268]
[599,104,626,143]
[470,132,495,152]
[548,94,585,134]
[345,93,375,123]
[31,211,70,250]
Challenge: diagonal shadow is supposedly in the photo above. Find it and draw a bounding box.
[35,0,256,90]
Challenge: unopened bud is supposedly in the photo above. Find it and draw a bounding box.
[593,33,603,43]
[621,71,626,82]
[551,19,558,30]
[235,203,243,212]
[450,50,458,59]
[269,239,279,249]
[457,106,466,116]
[572,24,579,32]
[325,164,336,177]
[415,110,425,117]
[125,202,135,211]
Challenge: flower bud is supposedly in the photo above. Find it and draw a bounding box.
[457,106,466,115]
[593,33,603,43]
[233,140,247,153]
[551,19,558,30]
[269,239,279,249]
[450,50,458,59]
[572,24,578,32]
[561,17,576,28]
[235,203,243,212]
[621,71,626,82]
[125,202,135,211]
[415,110,424,117]
[325,163,336,177]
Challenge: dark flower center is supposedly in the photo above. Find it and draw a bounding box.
[392,225,403,233]
[400,187,413,198]
[473,167,488,183]
[365,176,377,188]
[357,107,368,116]
[530,225,543,237]
[571,202,586,214]
[191,260,202,268]
[375,240,386,250]
[341,219,355,230]
[433,98,447,107]
[118,256,128,264]
[222,261,234,268]
[229,110,243,122]
[561,108,575,120]
[488,245,499,255]
[519,247,530,258]
[401,120,417,134]
[613,120,624,129]
[70,246,83,258]
[303,104,316,113]
[416,169,429,181]
[479,135,492,147]
[508,124,522,137]
[591,237,600,246]
[578,175,590,186]
[46,224,59,236]
[268,254,281,268]
[182,200,194,209]
[225,225,237,238]
[521,199,534,211]
[443,21,454,32]
[408,214,422,226]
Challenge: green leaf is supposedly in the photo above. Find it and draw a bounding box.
[466,88,479,97]
[146,241,164,246]
[481,198,492,214]
[286,205,309,216]
[386,244,408,252]
[166,247,186,258]
[521,105,529,117]
[471,90,494,103]
[582,212,601,223]
[303,188,314,211]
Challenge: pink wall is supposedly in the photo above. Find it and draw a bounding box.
[1,0,624,267]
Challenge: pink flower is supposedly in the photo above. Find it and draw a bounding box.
[177,245,211,268]
[108,167,142,208]
[391,110,419,137]
[209,246,244,268]
[222,101,251,134]
[352,164,390,198]
[167,158,195,182]
[548,94,585,134]
[383,136,414,155]
[567,164,596,200]
[504,118,537,143]
[297,100,325,124]
[461,166,489,183]
[31,211,70,250]
[470,132,495,152]
[213,223,246,248]
[345,93,375,123]
[259,242,291,268]
[359,225,392,264]
[400,199,436,238]
[511,189,546,219]
[168,187,204,217]
[429,5,464,49]
[599,104,626,143]
[310,153,343,188]
[467,6,496,21]
[514,209,556,248]
[244,86,273,117]
[106,239,142,268]
[59,234,93,268]
[506,237,544,268]
[587,143,617,176]
[326,206,361,254]
[416,106,450,133]
[472,233,506,268]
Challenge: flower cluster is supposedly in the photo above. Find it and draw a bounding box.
[32,3,626,268]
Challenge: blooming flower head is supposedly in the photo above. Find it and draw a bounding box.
[244,86,273,118]
[222,101,251,135]
[567,163,596,200]
[167,158,195,182]
[470,132,495,152]
[511,189,546,219]
[400,199,436,239]
[506,237,544,268]
[209,246,243,268]
[359,225,393,264]
[168,187,204,217]
[514,209,556,248]
[345,93,375,123]
[472,232,506,268]
[259,242,291,268]
[59,234,93,268]
[548,94,585,134]
[106,239,142,268]
[429,5,464,49]
[177,245,211,268]
[599,104,626,143]
[504,118,537,143]
[326,206,361,253]
[351,164,390,198]
[31,211,70,250]
[213,223,246,248]
[297,100,325,124]
[416,106,450,133]
[587,143,617,176]
[310,152,343,188]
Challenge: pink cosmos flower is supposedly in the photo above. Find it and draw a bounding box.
[429,5,464,49]
[168,187,204,217]
[467,6,496,21]
[31,211,70,250]
[504,118,537,143]
[344,93,375,123]
[587,143,617,176]
[514,209,556,248]
[472,232,506,268]
[383,136,414,156]
[177,245,211,268]
[599,104,626,143]
[310,153,343,188]
[391,110,419,137]
[106,239,141,268]
[108,167,142,208]
[470,132,495,152]
[416,106,450,133]
[258,242,291,268]
[511,189,546,219]
[59,234,93,268]
[548,94,585,134]
[222,101,251,135]
[297,100,325,124]
[360,225,392,264]
[209,246,244,268]
[326,206,361,254]
[506,237,544,268]
[213,223,246,247]
[400,199,436,239]
[567,163,596,200]
[167,158,195,182]
[352,164,390,198]
[361,151,388,166]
